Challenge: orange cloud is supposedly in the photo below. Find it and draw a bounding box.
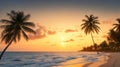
[65,29,78,33]
[47,30,56,35]
[102,20,113,24]
[64,39,74,42]
[29,23,56,40]
[29,24,46,40]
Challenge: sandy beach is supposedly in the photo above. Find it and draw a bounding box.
[54,53,120,67]
[100,53,120,67]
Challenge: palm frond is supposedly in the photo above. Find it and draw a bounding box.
[113,20,120,32]
[93,16,98,19]
[22,26,36,34]
[1,19,12,24]
[1,33,14,44]
[116,18,120,23]
[23,22,35,27]
[0,25,11,29]
[23,14,30,21]
[17,30,21,41]
[22,30,29,40]
[7,11,17,21]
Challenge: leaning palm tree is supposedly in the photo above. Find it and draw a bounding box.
[81,14,100,50]
[113,18,120,32]
[0,10,36,60]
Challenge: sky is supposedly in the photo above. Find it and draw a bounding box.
[0,0,120,52]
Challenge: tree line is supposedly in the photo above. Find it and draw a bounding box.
[81,16,120,52]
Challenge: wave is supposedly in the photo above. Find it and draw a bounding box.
[0,52,105,67]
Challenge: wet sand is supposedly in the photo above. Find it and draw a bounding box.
[54,53,120,67]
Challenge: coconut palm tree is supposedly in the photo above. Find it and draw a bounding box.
[107,27,120,51]
[0,10,36,60]
[81,14,100,50]
[113,18,120,32]
[107,29,118,43]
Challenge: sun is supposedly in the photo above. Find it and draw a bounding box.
[61,36,65,41]
[60,36,66,47]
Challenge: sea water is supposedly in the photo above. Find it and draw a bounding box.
[0,52,105,67]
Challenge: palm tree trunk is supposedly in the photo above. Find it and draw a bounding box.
[91,33,95,45]
[91,33,97,50]
[0,40,12,60]
[91,33,99,54]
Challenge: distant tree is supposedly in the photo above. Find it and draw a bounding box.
[99,41,108,51]
[81,14,100,50]
[0,10,36,60]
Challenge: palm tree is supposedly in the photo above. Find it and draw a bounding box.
[0,10,36,60]
[81,14,100,50]
[113,18,120,32]
[107,29,118,43]
[107,29,120,51]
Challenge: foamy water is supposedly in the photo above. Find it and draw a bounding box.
[0,52,106,67]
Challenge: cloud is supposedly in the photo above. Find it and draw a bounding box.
[65,29,78,33]
[29,23,56,40]
[64,39,74,42]
[29,24,46,40]
[47,30,56,35]
[102,20,113,24]
[29,33,46,40]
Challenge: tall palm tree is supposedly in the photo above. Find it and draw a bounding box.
[0,10,36,60]
[113,18,120,32]
[81,14,100,50]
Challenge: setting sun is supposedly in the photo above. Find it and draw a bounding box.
[60,36,66,47]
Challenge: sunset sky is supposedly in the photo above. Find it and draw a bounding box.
[0,0,120,52]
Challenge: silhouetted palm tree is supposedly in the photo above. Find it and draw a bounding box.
[107,28,120,52]
[81,15,100,50]
[113,18,120,32]
[107,29,117,43]
[0,10,36,60]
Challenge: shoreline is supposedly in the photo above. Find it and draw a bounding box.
[54,52,111,67]
[83,53,109,67]
[85,52,109,67]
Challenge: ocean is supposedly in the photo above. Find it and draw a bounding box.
[0,52,106,67]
